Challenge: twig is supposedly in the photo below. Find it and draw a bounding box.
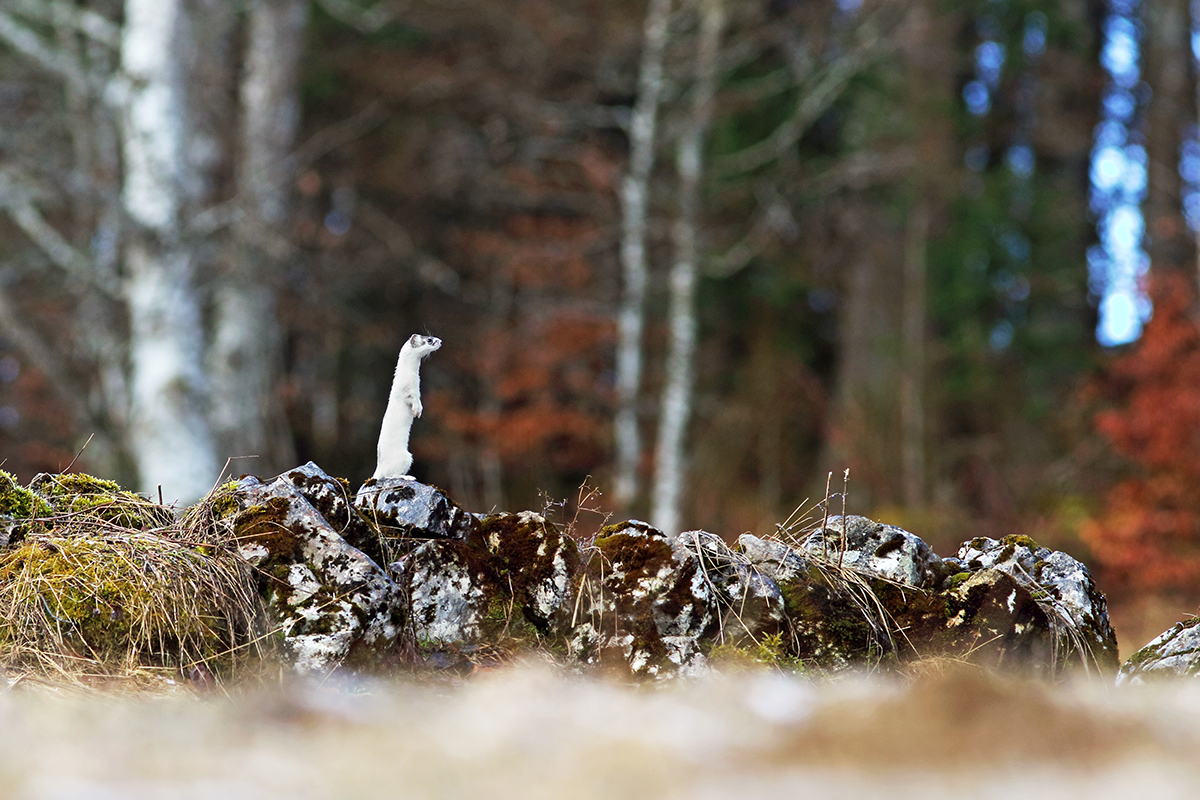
[62,433,94,474]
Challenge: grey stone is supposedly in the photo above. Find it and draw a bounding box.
[394,540,489,645]
[1118,618,1200,684]
[355,477,477,544]
[802,515,949,589]
[276,462,383,564]
[737,533,811,584]
[569,522,716,678]
[956,535,1119,673]
[232,474,405,675]
[478,511,577,633]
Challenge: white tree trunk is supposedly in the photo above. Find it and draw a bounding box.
[119,0,220,503]
[613,0,673,509]
[651,0,724,537]
[209,0,307,473]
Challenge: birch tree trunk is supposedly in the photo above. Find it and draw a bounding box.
[650,0,724,537]
[613,0,673,510]
[119,0,225,503]
[208,0,307,475]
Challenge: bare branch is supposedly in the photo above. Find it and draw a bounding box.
[2,0,120,48]
[0,173,119,298]
[190,102,386,236]
[0,8,90,93]
[0,284,99,433]
[712,8,898,179]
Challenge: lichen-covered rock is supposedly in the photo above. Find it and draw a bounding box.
[30,472,173,531]
[355,478,477,547]
[689,532,786,644]
[801,515,950,590]
[230,474,405,675]
[1118,617,1200,684]
[569,521,717,679]
[478,511,578,634]
[925,568,1056,672]
[277,462,383,564]
[394,540,490,645]
[955,535,1119,673]
[738,533,811,584]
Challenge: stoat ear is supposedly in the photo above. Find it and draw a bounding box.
[409,334,422,347]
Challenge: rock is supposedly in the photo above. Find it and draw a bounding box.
[955,535,1119,673]
[688,532,786,644]
[230,474,405,675]
[478,511,578,634]
[738,533,811,584]
[801,515,949,590]
[920,568,1055,672]
[355,478,478,550]
[395,539,490,646]
[276,462,383,564]
[392,511,580,651]
[569,521,717,679]
[1118,617,1200,683]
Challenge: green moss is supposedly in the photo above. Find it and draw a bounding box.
[31,472,173,530]
[0,471,52,520]
[1001,534,1040,550]
[0,534,262,672]
[946,571,972,589]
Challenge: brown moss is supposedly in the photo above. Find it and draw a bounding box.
[232,497,300,562]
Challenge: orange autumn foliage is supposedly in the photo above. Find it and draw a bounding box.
[1082,270,1200,592]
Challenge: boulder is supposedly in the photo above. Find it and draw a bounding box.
[355,478,477,554]
[738,533,811,584]
[955,535,1120,673]
[800,515,950,590]
[1118,617,1200,684]
[395,539,490,646]
[389,512,579,656]
[477,511,578,634]
[690,532,787,645]
[276,462,383,564]
[229,473,405,675]
[569,521,717,678]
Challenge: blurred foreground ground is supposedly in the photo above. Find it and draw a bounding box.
[1,664,1198,800]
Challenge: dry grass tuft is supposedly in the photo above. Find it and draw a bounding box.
[0,478,271,689]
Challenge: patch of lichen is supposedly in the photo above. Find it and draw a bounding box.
[31,472,174,531]
[0,533,264,675]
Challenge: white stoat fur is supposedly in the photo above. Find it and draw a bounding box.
[373,334,442,479]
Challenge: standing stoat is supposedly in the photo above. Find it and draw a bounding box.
[372,334,442,479]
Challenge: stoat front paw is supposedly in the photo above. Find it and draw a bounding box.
[409,399,423,418]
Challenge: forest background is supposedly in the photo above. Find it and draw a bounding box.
[0,0,1195,656]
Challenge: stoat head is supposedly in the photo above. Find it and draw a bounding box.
[402,333,442,359]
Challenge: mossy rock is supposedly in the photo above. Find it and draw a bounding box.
[30,472,174,530]
[0,533,264,673]
[476,511,579,637]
